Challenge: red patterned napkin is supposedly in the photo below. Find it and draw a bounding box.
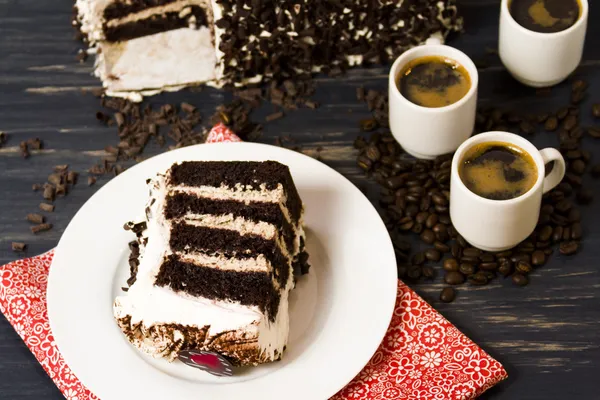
[0,124,507,399]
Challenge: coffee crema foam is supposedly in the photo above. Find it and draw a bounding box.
[397,55,471,108]
[509,0,580,33]
[459,141,538,201]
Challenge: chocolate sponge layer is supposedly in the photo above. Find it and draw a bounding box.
[156,255,281,319]
[168,161,303,222]
[169,223,290,288]
[165,193,295,252]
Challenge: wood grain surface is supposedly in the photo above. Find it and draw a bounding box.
[1,0,600,398]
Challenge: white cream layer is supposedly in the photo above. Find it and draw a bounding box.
[97,28,217,94]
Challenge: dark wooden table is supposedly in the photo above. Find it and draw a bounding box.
[1,0,599,398]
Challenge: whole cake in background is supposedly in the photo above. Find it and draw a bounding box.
[73,0,463,101]
[114,161,310,366]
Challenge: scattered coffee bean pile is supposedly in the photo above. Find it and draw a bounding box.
[355,78,598,302]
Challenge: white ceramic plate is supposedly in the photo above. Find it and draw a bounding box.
[48,142,397,400]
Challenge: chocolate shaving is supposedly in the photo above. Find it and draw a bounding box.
[43,185,55,201]
[31,223,52,234]
[39,203,55,212]
[11,242,27,252]
[26,213,45,224]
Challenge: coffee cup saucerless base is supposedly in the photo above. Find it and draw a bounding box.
[450,131,566,252]
[388,38,479,160]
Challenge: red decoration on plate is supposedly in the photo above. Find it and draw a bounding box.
[179,350,234,377]
[205,122,242,143]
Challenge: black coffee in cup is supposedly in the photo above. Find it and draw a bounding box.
[459,141,538,200]
[396,55,471,108]
[509,0,580,33]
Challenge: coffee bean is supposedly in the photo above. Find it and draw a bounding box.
[559,241,579,255]
[552,226,563,242]
[445,271,465,285]
[357,156,373,171]
[451,243,462,258]
[570,222,582,240]
[581,150,592,163]
[536,241,550,249]
[557,182,573,196]
[593,103,600,118]
[571,90,585,104]
[434,241,450,253]
[479,253,495,263]
[567,173,583,187]
[425,248,442,262]
[443,258,459,272]
[563,115,577,131]
[406,204,419,217]
[394,239,412,253]
[516,261,533,274]
[420,229,435,244]
[551,213,569,226]
[365,144,381,162]
[576,188,593,205]
[555,199,572,214]
[516,241,535,254]
[538,225,553,242]
[567,208,580,223]
[565,150,582,160]
[498,259,513,277]
[588,127,600,139]
[531,250,546,266]
[407,266,422,280]
[460,255,479,263]
[412,252,426,265]
[457,235,468,248]
[512,273,529,286]
[571,159,586,175]
[545,116,558,131]
[422,265,435,279]
[468,272,489,286]
[385,176,405,190]
[436,229,450,243]
[463,248,482,258]
[440,287,456,303]
[439,215,451,225]
[511,253,531,264]
[562,227,571,241]
[399,217,414,231]
[425,214,438,229]
[459,263,476,276]
[520,120,535,135]
[557,107,569,120]
[480,262,499,271]
[415,211,428,224]
[495,250,513,258]
[412,223,424,234]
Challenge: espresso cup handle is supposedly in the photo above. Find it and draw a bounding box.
[539,148,566,194]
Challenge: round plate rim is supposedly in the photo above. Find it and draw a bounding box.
[48,142,397,400]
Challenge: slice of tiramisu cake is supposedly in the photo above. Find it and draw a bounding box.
[114,161,309,366]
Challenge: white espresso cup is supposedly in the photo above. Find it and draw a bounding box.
[450,131,566,252]
[388,38,478,160]
[499,0,589,88]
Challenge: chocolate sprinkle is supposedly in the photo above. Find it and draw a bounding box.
[31,223,53,234]
[11,242,27,252]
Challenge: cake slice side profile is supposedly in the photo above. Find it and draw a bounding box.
[114,161,309,366]
[73,0,463,100]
